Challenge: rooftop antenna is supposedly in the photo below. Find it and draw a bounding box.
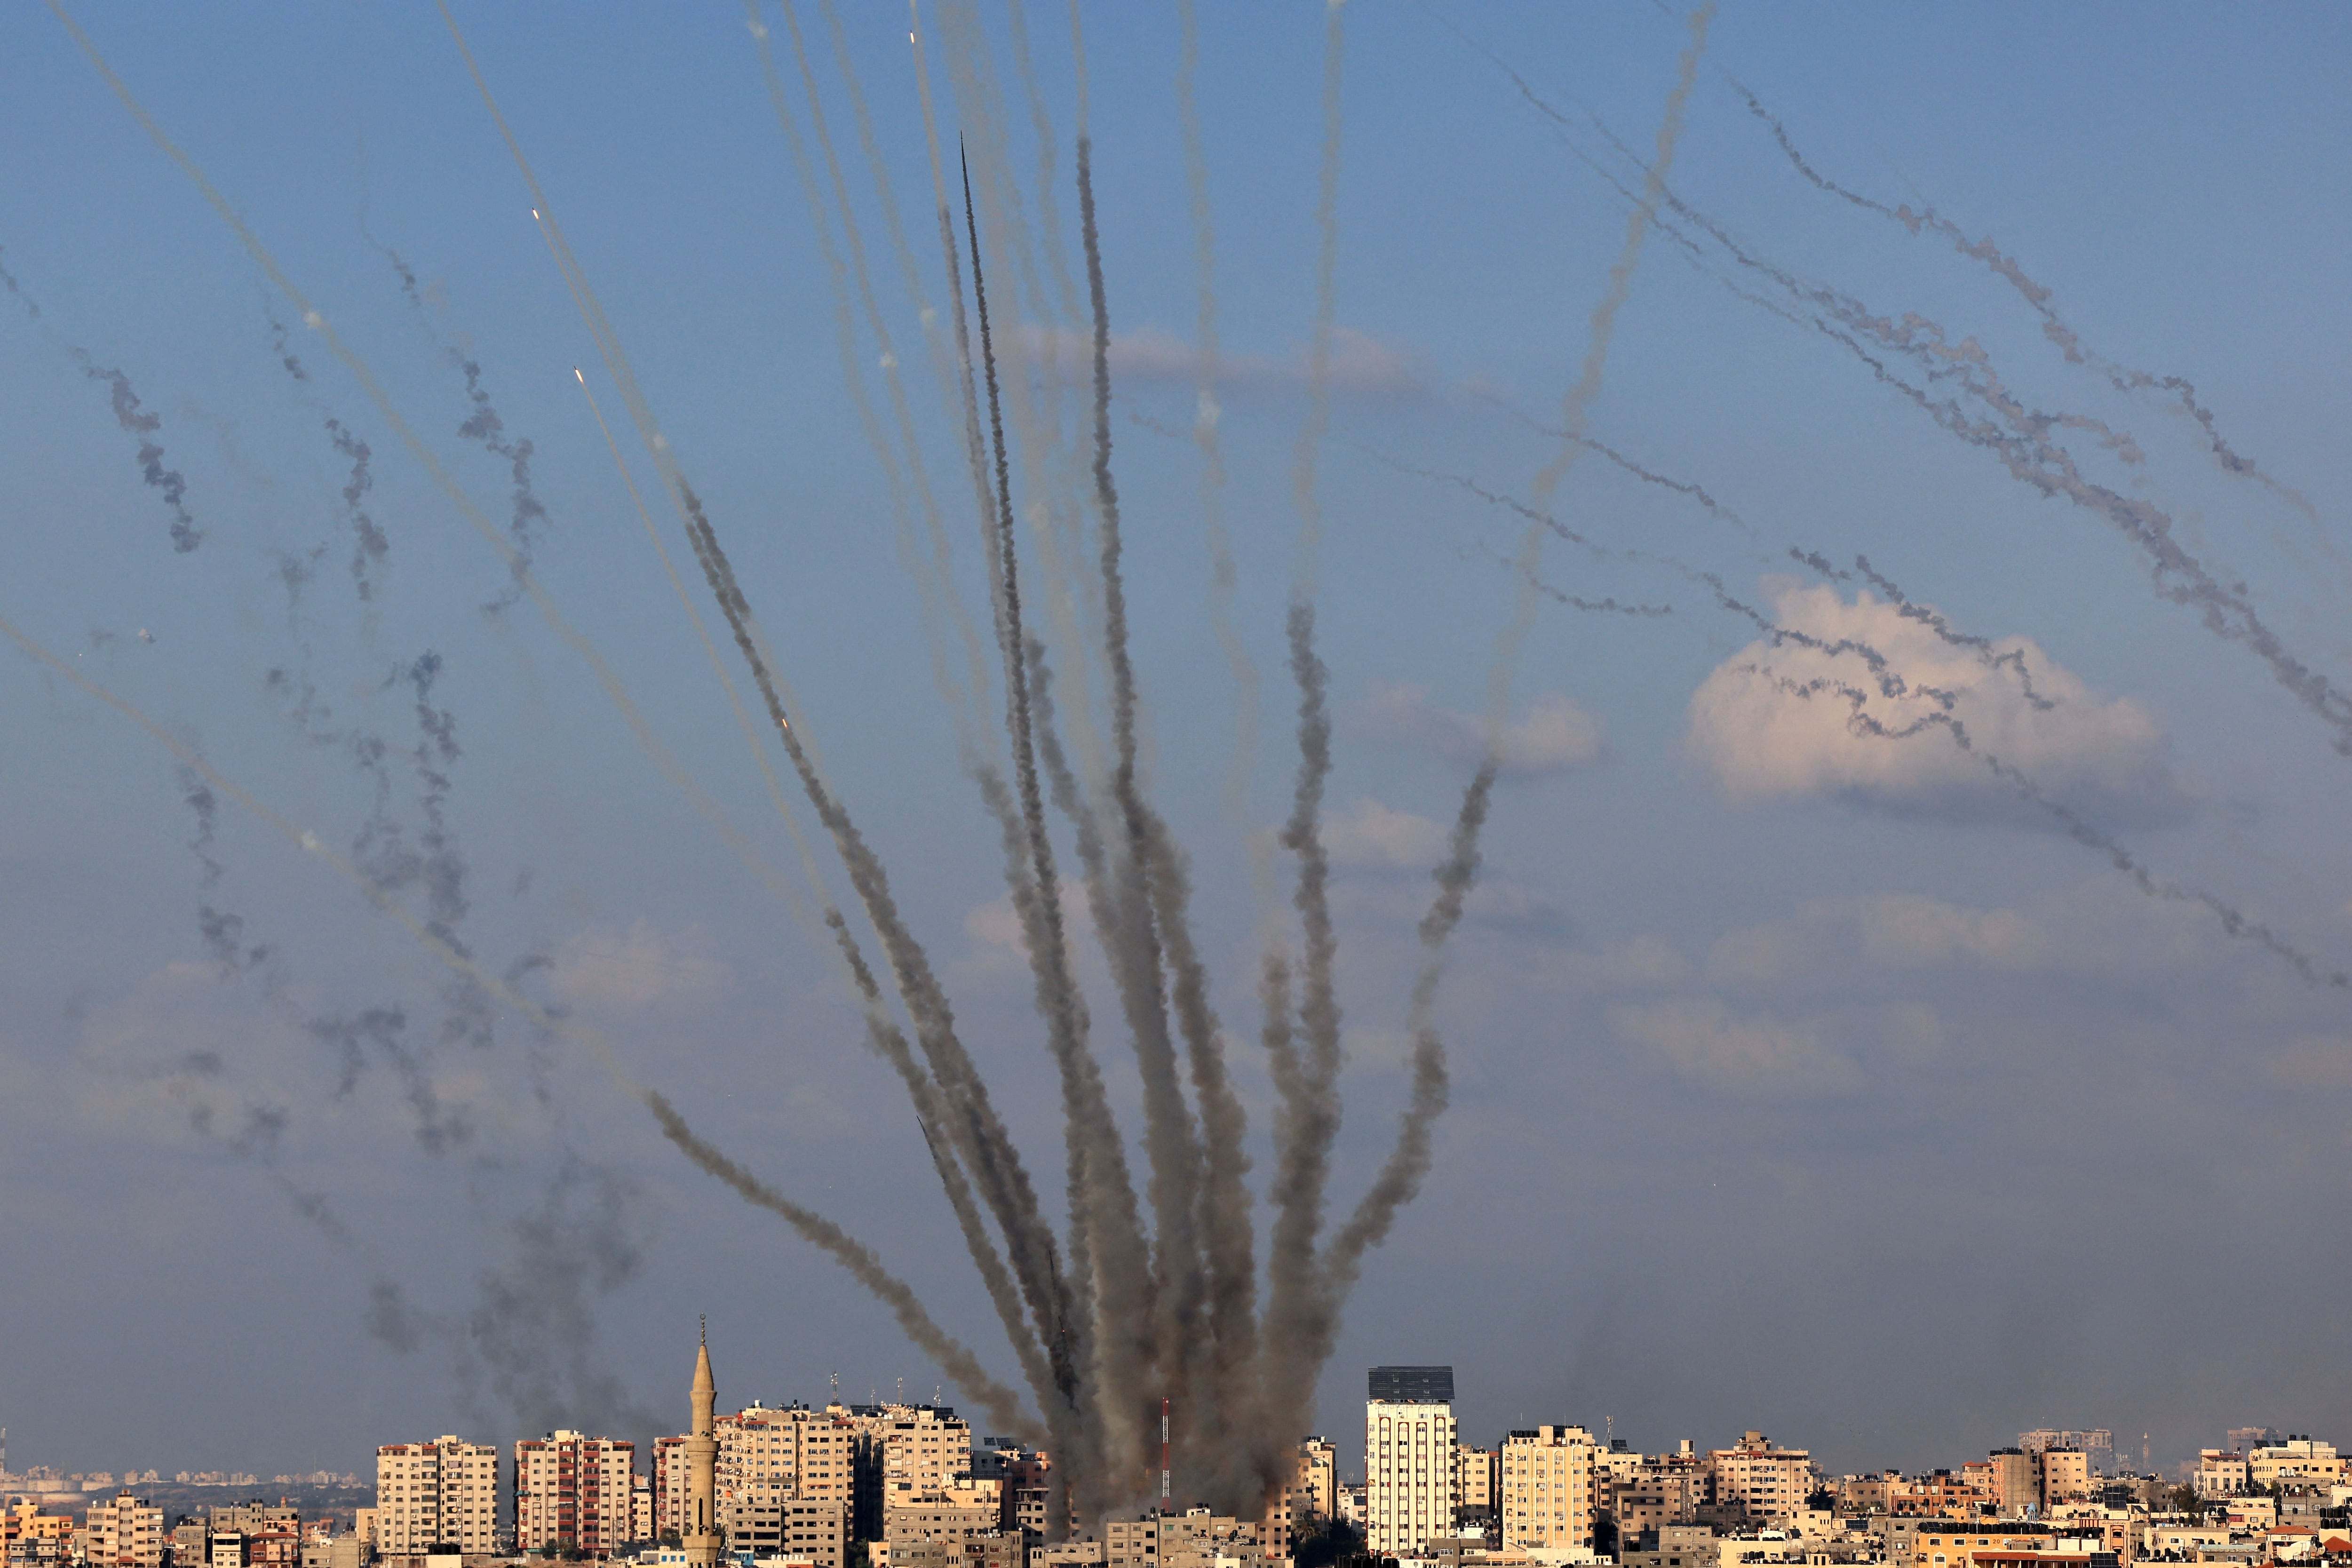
[831,1372,840,1400]
[1160,1397,1171,1510]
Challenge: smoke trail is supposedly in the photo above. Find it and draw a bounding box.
[1727,75,2315,517]
[1077,132,1261,1506]
[1025,631,1157,1523]
[76,355,201,553]
[180,767,271,978]
[964,151,1155,1453]
[1480,47,2352,769]
[3,600,1038,1435]
[1744,661,2352,991]
[1321,763,1490,1282]
[460,1155,663,1439]
[0,244,40,318]
[428,3,1074,1448]
[51,5,818,945]
[1470,395,1758,539]
[445,350,552,615]
[1496,1,1713,712]
[325,417,390,603]
[1842,553,2055,711]
[641,1091,1041,1442]
[745,0,988,744]
[1257,600,1346,1465]
[1288,0,1349,586]
[1171,0,1261,831]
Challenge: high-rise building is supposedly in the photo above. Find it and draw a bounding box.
[1705,1433,1812,1527]
[684,1329,721,1568]
[840,1404,972,1541]
[716,1405,859,1512]
[374,1438,500,1555]
[1294,1439,1337,1522]
[82,1493,164,1568]
[1499,1427,1597,1554]
[1453,1445,1498,1536]
[512,1432,637,1555]
[1365,1366,1456,1557]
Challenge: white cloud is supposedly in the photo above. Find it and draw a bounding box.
[1357,685,1604,775]
[548,920,731,1011]
[1612,998,1864,1100]
[960,883,1092,973]
[1686,581,2179,820]
[1324,797,1449,868]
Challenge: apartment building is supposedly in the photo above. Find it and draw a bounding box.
[846,1406,973,1541]
[1454,1445,1498,1535]
[721,1496,845,1568]
[1610,1448,1704,1539]
[654,1438,690,1543]
[717,1405,860,1510]
[375,1438,501,1555]
[513,1432,636,1555]
[1707,1434,1813,1526]
[1295,1440,1337,1522]
[1104,1510,1265,1568]
[1367,1367,1458,1557]
[82,1493,164,1568]
[2250,1442,2344,1489]
[1499,1425,1598,1554]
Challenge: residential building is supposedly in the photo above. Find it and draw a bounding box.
[2251,1444,2344,1489]
[2019,1436,2115,1477]
[1990,1455,2038,1518]
[2037,1454,2088,1514]
[1454,1446,1498,1536]
[2195,1454,2249,1500]
[1366,1367,1457,1557]
[721,1497,844,1568]
[1706,1436,1813,1528]
[1104,1511,1265,1568]
[632,1477,652,1546]
[716,1405,860,1512]
[846,1407,974,1543]
[1500,1425,1599,1554]
[1295,1441,1337,1523]
[1621,1521,1717,1568]
[374,1439,500,1555]
[82,1496,164,1568]
[513,1432,636,1555]
[1612,1449,1705,1539]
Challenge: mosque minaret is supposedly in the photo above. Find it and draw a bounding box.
[683,1319,721,1568]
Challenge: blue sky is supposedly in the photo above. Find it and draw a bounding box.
[2,1,2349,1488]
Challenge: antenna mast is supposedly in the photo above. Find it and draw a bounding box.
[1161,1398,1171,1508]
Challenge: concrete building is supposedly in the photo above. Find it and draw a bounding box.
[2194,1454,2249,1500]
[81,1494,164,1568]
[2036,1453,2088,1514]
[720,1497,844,1568]
[1611,1449,1705,1540]
[374,1439,500,1556]
[1989,1455,2037,1519]
[684,1329,721,1568]
[1454,1446,1498,1538]
[1366,1367,1457,1557]
[1706,1436,1812,1527]
[1103,1510,1265,1568]
[1500,1426,1598,1555]
[1294,1441,1337,1523]
[2019,1436,2115,1477]
[513,1432,636,1555]
[716,1406,860,1516]
[2250,1443,2344,1489]
[850,1407,975,1542]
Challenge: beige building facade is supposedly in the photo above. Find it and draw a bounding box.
[1367,1399,1457,1556]
[1706,1434,1812,1526]
[1499,1425,1598,1554]
[81,1493,164,1568]
[374,1438,500,1555]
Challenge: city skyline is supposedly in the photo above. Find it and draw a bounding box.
[2,0,2349,1496]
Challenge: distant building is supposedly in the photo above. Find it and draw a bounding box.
[721,1496,844,1568]
[513,1432,636,1555]
[1500,1426,1598,1554]
[2195,1452,2250,1500]
[1366,1368,1457,1558]
[2250,1442,2344,1489]
[373,1440,499,1557]
[1294,1440,1337,1523]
